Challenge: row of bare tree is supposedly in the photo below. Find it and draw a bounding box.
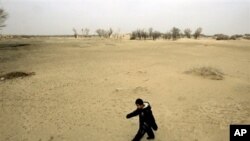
[1,8,249,41]
[96,28,113,38]
[72,28,90,38]
[72,28,114,38]
[131,27,202,40]
[0,9,8,30]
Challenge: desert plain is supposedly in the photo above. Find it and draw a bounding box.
[0,37,250,141]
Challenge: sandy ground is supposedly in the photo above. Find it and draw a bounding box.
[0,37,250,141]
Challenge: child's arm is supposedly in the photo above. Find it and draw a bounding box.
[126,109,140,118]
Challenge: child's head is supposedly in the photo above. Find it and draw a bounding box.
[135,98,144,109]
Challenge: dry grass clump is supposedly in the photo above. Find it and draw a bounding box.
[185,67,224,80]
[0,71,35,81]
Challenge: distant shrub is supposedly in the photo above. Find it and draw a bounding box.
[184,28,192,38]
[243,36,250,40]
[229,36,237,40]
[163,32,172,40]
[171,27,181,40]
[185,67,224,80]
[72,28,78,38]
[193,27,202,39]
[215,34,229,40]
[233,34,243,38]
[152,31,161,40]
[244,34,250,36]
[96,29,104,37]
[107,28,113,37]
[0,71,35,81]
[243,34,250,40]
[81,28,90,37]
[96,28,113,38]
[0,8,8,30]
[229,34,242,40]
[130,29,148,40]
[148,28,153,39]
[130,35,136,40]
[130,27,205,41]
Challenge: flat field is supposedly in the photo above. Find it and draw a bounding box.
[1,37,250,141]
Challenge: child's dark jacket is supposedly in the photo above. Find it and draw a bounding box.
[126,102,158,130]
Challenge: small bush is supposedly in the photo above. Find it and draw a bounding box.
[230,36,237,40]
[193,27,202,39]
[185,67,224,80]
[184,28,192,38]
[130,29,148,40]
[244,34,250,36]
[243,34,250,40]
[243,36,250,40]
[96,28,113,38]
[0,8,8,30]
[130,36,136,40]
[152,31,161,40]
[163,32,171,40]
[148,28,153,39]
[0,71,35,81]
[72,28,78,38]
[215,34,229,40]
[171,27,181,40]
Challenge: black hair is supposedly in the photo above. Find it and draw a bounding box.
[135,98,143,105]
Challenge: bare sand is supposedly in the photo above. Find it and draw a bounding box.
[0,38,250,141]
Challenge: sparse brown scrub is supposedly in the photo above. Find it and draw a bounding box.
[0,71,35,81]
[163,32,171,40]
[152,31,161,40]
[96,28,113,38]
[243,34,250,40]
[184,28,192,38]
[130,29,148,40]
[81,28,90,37]
[215,34,229,40]
[185,67,224,80]
[171,27,181,40]
[72,28,78,38]
[193,27,202,39]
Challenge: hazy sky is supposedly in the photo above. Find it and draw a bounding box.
[0,0,249,35]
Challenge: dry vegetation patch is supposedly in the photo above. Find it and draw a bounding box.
[0,43,31,50]
[0,71,35,81]
[185,67,224,80]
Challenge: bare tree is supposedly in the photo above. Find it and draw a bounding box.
[194,27,202,39]
[81,28,84,37]
[141,29,148,40]
[96,29,102,37]
[184,28,192,38]
[0,8,8,30]
[73,28,78,38]
[214,34,229,40]
[84,28,90,36]
[107,28,113,38]
[148,27,153,39]
[82,28,90,37]
[96,28,112,38]
[152,31,161,40]
[163,32,172,40]
[171,27,181,40]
